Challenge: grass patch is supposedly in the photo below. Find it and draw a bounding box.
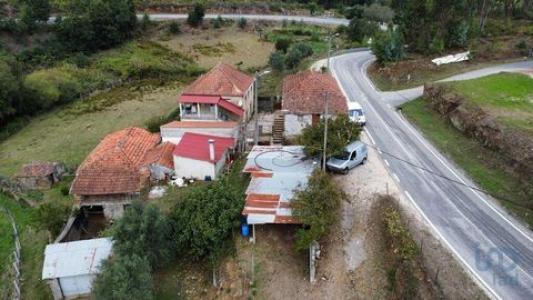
[0,83,183,176]
[157,26,273,70]
[402,98,533,227]
[0,194,53,299]
[444,72,533,133]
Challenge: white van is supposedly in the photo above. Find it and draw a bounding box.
[326,141,368,174]
[348,101,366,126]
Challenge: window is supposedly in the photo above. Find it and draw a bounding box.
[350,151,357,160]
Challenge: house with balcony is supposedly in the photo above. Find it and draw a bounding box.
[179,62,256,121]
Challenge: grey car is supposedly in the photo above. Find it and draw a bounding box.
[327,141,368,174]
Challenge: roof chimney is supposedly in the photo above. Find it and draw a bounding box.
[208,139,215,162]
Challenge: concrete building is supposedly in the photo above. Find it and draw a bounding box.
[70,128,173,219]
[172,132,235,180]
[281,71,347,138]
[242,145,318,224]
[42,238,113,300]
[179,62,256,121]
[160,120,240,144]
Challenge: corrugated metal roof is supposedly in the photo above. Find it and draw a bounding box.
[242,146,318,225]
[42,238,113,280]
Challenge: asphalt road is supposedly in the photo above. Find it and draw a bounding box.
[143,13,349,26]
[330,51,533,300]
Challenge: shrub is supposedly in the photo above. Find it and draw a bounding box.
[292,43,313,57]
[275,38,292,53]
[168,21,180,34]
[298,114,361,158]
[92,254,153,300]
[238,17,247,29]
[371,29,405,64]
[68,52,90,68]
[292,170,343,250]
[212,15,223,29]
[363,3,394,23]
[111,201,174,267]
[187,3,205,27]
[285,47,303,69]
[140,13,152,31]
[269,51,285,72]
[34,201,71,237]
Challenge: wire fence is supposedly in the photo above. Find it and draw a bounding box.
[1,205,21,300]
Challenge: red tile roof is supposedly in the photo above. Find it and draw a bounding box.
[142,142,175,169]
[173,132,235,163]
[282,70,347,115]
[71,128,161,196]
[161,121,238,129]
[182,63,254,97]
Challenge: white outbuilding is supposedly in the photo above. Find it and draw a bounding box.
[172,132,236,180]
[42,238,113,300]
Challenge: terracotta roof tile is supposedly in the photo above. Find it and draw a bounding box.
[183,63,254,97]
[142,142,175,169]
[71,128,161,196]
[282,70,347,115]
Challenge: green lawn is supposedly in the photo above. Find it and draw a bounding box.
[445,72,533,133]
[0,194,52,299]
[0,83,182,176]
[402,99,533,228]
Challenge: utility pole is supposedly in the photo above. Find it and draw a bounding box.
[322,92,329,171]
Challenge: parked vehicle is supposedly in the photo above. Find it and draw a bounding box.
[326,141,368,174]
[348,101,366,126]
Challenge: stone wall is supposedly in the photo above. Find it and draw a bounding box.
[423,83,533,187]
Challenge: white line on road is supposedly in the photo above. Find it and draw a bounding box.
[392,173,400,183]
[402,189,501,300]
[396,111,533,244]
[364,128,376,145]
[384,159,390,167]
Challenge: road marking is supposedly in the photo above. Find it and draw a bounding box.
[397,110,533,244]
[403,189,502,300]
[364,128,376,145]
[384,159,390,167]
[392,173,400,183]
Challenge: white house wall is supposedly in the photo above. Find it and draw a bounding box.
[173,156,215,180]
[58,274,94,299]
[284,113,312,138]
[161,127,238,145]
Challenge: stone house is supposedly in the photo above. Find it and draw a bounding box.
[281,70,347,138]
[15,161,66,190]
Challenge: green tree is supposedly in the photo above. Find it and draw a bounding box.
[308,2,319,15]
[292,43,313,57]
[0,53,21,123]
[56,0,136,52]
[20,0,50,28]
[92,254,153,300]
[171,176,244,260]
[347,17,378,43]
[112,201,174,267]
[275,38,292,53]
[140,13,151,31]
[298,114,361,157]
[269,51,285,72]
[187,3,205,27]
[285,47,303,69]
[371,29,405,64]
[292,170,344,250]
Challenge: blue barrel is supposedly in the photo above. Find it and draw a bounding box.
[241,223,250,237]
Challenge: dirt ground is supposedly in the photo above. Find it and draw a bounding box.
[156,26,274,70]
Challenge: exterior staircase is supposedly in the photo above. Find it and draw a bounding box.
[272,113,285,145]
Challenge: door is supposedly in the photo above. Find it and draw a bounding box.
[312,114,320,126]
[348,151,358,169]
